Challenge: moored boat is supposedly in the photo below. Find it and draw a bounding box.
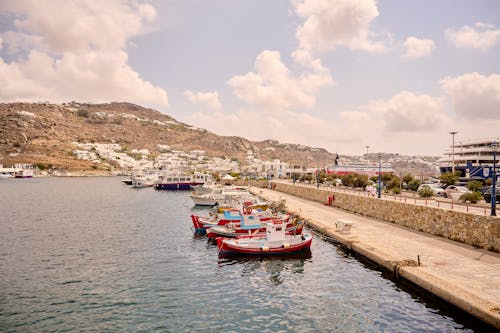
[216,222,312,257]
[155,172,210,191]
[14,169,34,178]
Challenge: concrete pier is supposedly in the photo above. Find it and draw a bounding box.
[252,187,500,329]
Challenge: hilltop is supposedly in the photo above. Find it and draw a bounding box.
[0,102,335,172]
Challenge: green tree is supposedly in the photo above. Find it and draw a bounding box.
[418,187,434,198]
[408,179,421,191]
[466,180,483,193]
[387,176,401,190]
[402,174,414,185]
[381,172,395,182]
[439,171,460,187]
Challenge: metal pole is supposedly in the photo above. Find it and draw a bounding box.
[449,131,458,174]
[492,140,497,216]
[317,160,320,188]
[378,153,382,199]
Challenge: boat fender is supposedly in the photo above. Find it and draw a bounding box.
[282,243,290,249]
[301,235,305,241]
[261,246,269,251]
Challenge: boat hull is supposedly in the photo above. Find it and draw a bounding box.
[155,182,203,191]
[217,234,312,257]
[189,195,218,206]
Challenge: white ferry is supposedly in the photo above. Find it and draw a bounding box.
[326,162,394,176]
[155,172,210,191]
[439,137,499,180]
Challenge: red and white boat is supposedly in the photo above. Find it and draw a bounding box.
[191,210,291,236]
[206,216,304,239]
[216,222,312,257]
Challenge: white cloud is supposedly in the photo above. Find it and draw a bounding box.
[0,0,168,110]
[292,0,389,53]
[402,37,435,59]
[228,50,333,110]
[440,72,500,120]
[354,91,446,132]
[187,90,449,156]
[445,22,500,51]
[184,90,221,110]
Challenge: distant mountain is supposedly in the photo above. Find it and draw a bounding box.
[0,102,336,171]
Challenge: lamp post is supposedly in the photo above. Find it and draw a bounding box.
[449,131,458,174]
[365,145,370,155]
[492,140,497,216]
[378,153,382,199]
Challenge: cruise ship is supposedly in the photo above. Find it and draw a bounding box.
[439,137,499,180]
[326,155,394,177]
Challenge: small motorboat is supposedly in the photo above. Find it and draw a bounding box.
[121,178,133,185]
[216,222,312,257]
[206,215,302,239]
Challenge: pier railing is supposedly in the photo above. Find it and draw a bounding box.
[277,180,492,216]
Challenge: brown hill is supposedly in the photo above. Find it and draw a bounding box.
[0,102,335,171]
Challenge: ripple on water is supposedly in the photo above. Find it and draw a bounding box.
[0,177,489,332]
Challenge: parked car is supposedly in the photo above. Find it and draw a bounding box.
[483,182,500,203]
[445,185,471,201]
[418,183,447,197]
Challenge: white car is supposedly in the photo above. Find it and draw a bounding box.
[445,185,471,200]
[418,183,447,197]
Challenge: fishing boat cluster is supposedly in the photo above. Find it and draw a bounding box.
[189,184,313,258]
[121,173,313,257]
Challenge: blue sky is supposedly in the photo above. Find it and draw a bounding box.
[1,0,499,156]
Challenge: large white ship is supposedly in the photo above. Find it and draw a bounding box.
[439,137,499,180]
[326,155,394,177]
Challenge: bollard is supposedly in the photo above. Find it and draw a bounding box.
[437,201,439,207]
[451,201,453,210]
[466,203,469,212]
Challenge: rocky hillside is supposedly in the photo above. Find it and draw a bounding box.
[0,102,335,171]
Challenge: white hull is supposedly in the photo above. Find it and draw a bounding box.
[190,195,218,206]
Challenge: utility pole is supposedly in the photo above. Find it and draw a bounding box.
[378,153,382,199]
[492,140,497,216]
[449,131,458,174]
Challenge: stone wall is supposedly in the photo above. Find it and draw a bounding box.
[273,182,500,252]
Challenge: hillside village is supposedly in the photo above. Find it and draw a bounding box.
[0,102,440,179]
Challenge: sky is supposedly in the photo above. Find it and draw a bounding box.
[1,0,499,156]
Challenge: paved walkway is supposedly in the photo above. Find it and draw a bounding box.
[252,187,500,329]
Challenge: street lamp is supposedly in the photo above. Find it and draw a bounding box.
[378,153,382,198]
[492,140,498,216]
[365,146,370,155]
[317,160,320,188]
[449,131,458,174]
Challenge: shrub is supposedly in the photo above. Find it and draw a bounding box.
[387,176,401,190]
[459,192,482,204]
[439,171,460,187]
[466,180,483,193]
[408,179,421,191]
[391,187,401,194]
[418,187,434,198]
[77,109,89,118]
[402,174,414,185]
[35,163,48,170]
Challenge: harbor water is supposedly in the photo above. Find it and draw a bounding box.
[0,177,492,332]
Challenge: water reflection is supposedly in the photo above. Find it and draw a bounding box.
[0,177,493,332]
[218,252,310,286]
